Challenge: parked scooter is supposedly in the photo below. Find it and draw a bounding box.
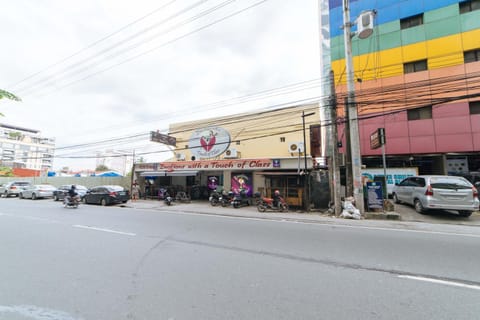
[164,192,173,206]
[232,190,251,208]
[64,195,80,209]
[255,191,288,212]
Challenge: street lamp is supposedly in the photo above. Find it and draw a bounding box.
[302,111,315,211]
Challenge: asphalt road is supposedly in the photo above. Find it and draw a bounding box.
[0,198,479,320]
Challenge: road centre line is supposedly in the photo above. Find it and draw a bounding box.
[72,225,136,236]
[398,275,480,291]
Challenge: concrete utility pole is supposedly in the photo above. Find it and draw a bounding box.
[329,70,342,216]
[342,0,365,213]
[302,111,315,212]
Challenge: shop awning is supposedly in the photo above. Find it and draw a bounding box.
[140,170,198,177]
[257,171,301,176]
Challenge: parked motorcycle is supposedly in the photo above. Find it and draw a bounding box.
[221,191,235,207]
[255,192,288,212]
[209,190,221,206]
[232,190,251,208]
[64,195,80,209]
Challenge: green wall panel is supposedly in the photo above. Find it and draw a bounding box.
[425,16,460,40]
[461,12,480,31]
[401,25,426,46]
[377,21,400,35]
[379,31,402,51]
[424,4,458,23]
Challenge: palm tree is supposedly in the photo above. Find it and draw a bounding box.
[0,89,21,101]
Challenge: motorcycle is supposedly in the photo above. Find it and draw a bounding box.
[232,190,251,208]
[209,190,221,206]
[255,192,288,212]
[64,195,80,209]
[164,193,173,206]
[220,191,235,207]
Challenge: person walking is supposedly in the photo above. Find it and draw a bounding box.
[132,181,140,201]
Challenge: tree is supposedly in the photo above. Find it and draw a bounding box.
[95,164,109,172]
[0,89,21,116]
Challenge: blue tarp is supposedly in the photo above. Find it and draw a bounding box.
[94,171,123,177]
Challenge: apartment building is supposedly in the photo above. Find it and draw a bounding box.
[0,123,55,171]
[328,0,480,175]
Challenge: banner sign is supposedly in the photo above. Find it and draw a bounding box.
[136,159,274,171]
[366,182,383,210]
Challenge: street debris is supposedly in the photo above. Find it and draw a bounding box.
[340,197,362,219]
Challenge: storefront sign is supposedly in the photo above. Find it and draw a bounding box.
[138,159,274,171]
[189,127,231,159]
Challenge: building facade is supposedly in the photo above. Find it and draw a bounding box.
[134,104,330,208]
[0,123,55,172]
[329,0,480,176]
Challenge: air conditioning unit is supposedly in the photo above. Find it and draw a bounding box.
[289,142,304,154]
[224,148,239,158]
[176,153,186,161]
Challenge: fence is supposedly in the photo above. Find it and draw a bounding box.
[0,176,132,190]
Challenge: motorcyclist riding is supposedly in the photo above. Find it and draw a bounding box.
[66,185,80,204]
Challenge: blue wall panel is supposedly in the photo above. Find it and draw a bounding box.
[329,0,463,37]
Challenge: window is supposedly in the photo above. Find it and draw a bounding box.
[404,59,428,74]
[407,106,432,121]
[469,101,480,114]
[280,137,285,142]
[460,0,480,14]
[464,49,480,63]
[400,14,423,29]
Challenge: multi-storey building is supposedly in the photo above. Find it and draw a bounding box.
[0,123,55,171]
[328,0,480,176]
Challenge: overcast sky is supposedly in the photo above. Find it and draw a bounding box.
[0,0,322,171]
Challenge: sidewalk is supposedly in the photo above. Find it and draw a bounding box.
[124,199,480,229]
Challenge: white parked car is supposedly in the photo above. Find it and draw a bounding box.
[19,184,57,200]
[392,175,479,217]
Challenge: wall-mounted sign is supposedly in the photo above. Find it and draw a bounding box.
[150,131,176,147]
[189,127,231,159]
[370,128,385,150]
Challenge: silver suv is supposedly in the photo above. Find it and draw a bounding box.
[1,181,32,198]
[392,175,479,217]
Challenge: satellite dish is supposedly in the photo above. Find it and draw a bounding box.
[357,10,375,39]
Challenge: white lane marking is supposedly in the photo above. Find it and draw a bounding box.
[0,304,83,319]
[398,275,480,291]
[73,224,136,236]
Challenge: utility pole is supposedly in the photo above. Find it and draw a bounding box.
[302,111,315,212]
[328,71,342,216]
[342,0,376,214]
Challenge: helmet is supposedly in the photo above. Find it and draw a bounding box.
[71,185,76,189]
[274,190,280,196]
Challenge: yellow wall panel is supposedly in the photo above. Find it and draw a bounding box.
[402,42,427,62]
[462,29,480,51]
[426,34,462,58]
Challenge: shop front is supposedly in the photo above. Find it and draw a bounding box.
[134,157,312,206]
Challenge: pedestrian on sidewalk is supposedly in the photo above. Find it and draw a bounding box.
[132,181,140,202]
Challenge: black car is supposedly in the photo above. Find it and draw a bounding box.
[53,185,88,201]
[83,185,130,206]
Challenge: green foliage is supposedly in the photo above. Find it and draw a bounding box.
[0,89,21,102]
[0,167,14,177]
[95,164,109,171]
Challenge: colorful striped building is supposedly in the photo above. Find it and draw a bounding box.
[328,0,480,176]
